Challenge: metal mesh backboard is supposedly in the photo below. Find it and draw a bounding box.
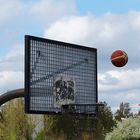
[25,35,98,115]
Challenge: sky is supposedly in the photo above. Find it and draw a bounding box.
[1,0,140,113]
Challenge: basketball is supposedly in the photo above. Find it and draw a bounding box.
[111,50,128,67]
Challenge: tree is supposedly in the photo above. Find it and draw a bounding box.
[115,102,132,121]
[95,101,116,140]
[43,101,116,140]
[105,116,140,140]
[0,99,36,140]
[44,113,82,140]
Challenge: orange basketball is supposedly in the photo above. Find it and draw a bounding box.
[111,50,128,67]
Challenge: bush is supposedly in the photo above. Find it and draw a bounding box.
[105,117,140,140]
[35,130,45,140]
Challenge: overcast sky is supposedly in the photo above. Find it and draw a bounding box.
[0,0,140,113]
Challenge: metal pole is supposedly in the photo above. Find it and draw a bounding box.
[0,88,24,106]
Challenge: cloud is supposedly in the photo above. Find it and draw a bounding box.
[0,0,77,50]
[0,0,25,24]
[44,14,124,44]
[0,71,24,94]
[99,68,140,93]
[0,0,76,40]
[0,44,24,72]
[128,11,140,30]
[44,12,140,70]
[0,43,24,94]
[98,68,140,111]
[98,68,140,113]
[44,15,93,44]
[30,0,76,26]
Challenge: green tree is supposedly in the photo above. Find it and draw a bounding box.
[44,113,81,140]
[115,102,132,121]
[105,117,140,140]
[95,101,116,140]
[0,99,36,140]
[43,101,116,140]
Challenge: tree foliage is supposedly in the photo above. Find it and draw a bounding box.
[0,99,116,140]
[115,102,132,121]
[105,117,140,140]
[44,113,83,140]
[0,99,36,140]
[43,101,116,140]
[95,101,116,140]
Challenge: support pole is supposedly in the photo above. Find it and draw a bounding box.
[0,88,24,106]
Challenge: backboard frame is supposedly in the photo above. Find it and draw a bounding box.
[25,35,98,115]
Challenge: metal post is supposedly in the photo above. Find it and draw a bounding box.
[0,88,24,106]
